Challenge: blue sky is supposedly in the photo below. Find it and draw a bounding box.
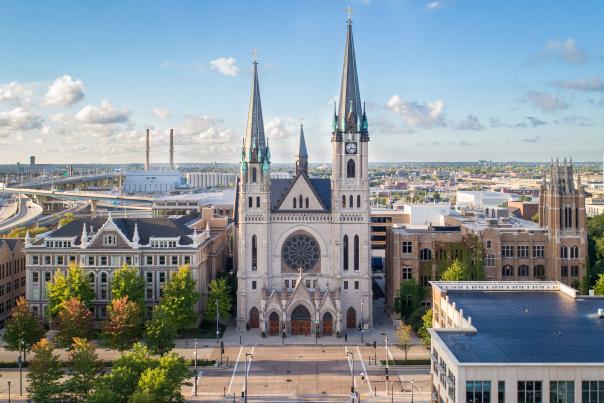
[0,0,603,164]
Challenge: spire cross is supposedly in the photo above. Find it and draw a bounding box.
[252,48,258,63]
[347,6,352,22]
[300,118,304,127]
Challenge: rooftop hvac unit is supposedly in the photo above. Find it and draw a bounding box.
[598,308,604,318]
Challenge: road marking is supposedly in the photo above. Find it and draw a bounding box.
[242,346,255,393]
[356,345,373,395]
[226,346,243,396]
[344,346,357,389]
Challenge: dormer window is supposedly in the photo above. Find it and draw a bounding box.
[103,235,117,246]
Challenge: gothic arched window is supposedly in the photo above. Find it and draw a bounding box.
[349,195,353,208]
[343,235,349,271]
[570,246,579,259]
[502,265,514,277]
[357,195,361,208]
[342,195,346,208]
[305,197,309,209]
[347,159,355,178]
[560,245,568,259]
[293,197,297,208]
[419,248,432,261]
[252,235,257,270]
[354,235,359,271]
[252,167,257,183]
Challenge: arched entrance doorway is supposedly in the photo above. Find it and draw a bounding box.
[291,305,311,336]
[249,307,259,329]
[322,312,333,336]
[268,312,280,336]
[346,307,356,329]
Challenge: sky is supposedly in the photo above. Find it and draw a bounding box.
[0,0,603,164]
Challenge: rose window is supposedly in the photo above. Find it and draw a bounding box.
[282,233,320,271]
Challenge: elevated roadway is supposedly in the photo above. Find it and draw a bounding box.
[0,195,43,234]
[1,187,153,204]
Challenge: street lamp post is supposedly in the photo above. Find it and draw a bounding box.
[8,381,11,403]
[244,352,253,403]
[216,299,220,344]
[347,351,355,394]
[411,379,415,403]
[385,335,390,393]
[19,339,23,396]
[360,300,364,343]
[194,338,198,396]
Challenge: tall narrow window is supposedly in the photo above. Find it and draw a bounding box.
[575,207,579,228]
[357,195,361,208]
[299,195,303,209]
[349,195,353,208]
[354,235,359,271]
[305,197,309,208]
[251,235,257,271]
[252,167,257,183]
[343,235,349,271]
[248,197,252,208]
[342,195,346,208]
[256,197,260,208]
[347,159,355,178]
[293,198,297,208]
[560,207,563,228]
[568,207,573,228]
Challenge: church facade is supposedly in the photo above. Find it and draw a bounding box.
[235,17,373,337]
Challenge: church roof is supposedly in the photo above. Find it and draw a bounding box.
[270,178,332,212]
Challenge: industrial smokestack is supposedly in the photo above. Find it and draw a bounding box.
[169,129,174,170]
[145,129,150,171]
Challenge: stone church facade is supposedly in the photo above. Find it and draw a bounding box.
[235,16,373,337]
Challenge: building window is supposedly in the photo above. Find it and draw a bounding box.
[32,272,39,283]
[466,380,491,403]
[561,266,568,277]
[44,256,51,265]
[159,272,166,283]
[57,256,64,265]
[501,245,514,258]
[485,254,496,267]
[100,273,108,300]
[256,197,260,208]
[402,242,412,254]
[518,381,542,403]
[419,248,432,261]
[354,281,359,290]
[486,240,492,249]
[32,256,39,265]
[570,246,579,259]
[534,265,545,279]
[252,281,256,290]
[518,245,529,258]
[291,279,296,288]
[349,195,353,209]
[436,249,447,260]
[293,197,297,208]
[343,235,349,271]
[353,235,359,271]
[100,256,108,266]
[571,266,579,278]
[103,235,117,246]
[518,265,529,277]
[251,235,257,271]
[582,381,604,403]
[248,197,252,208]
[184,256,190,265]
[344,281,348,290]
[357,195,361,208]
[146,256,153,265]
[402,267,412,280]
[533,245,545,258]
[498,381,505,403]
[346,159,355,178]
[560,246,568,259]
[158,256,166,265]
[146,272,153,283]
[550,381,574,403]
[420,275,431,287]
[342,195,346,208]
[312,280,317,289]
[305,198,309,208]
[502,265,514,277]
[170,256,178,265]
[252,167,257,183]
[284,280,289,289]
[125,256,133,265]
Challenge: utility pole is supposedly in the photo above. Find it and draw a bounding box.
[194,338,198,396]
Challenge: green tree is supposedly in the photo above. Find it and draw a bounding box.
[7,225,48,239]
[47,263,95,317]
[144,306,177,355]
[160,265,200,330]
[440,259,472,281]
[55,297,94,347]
[111,265,146,310]
[133,353,190,402]
[396,323,412,361]
[102,296,143,352]
[593,274,604,295]
[417,308,433,348]
[64,337,102,401]
[27,338,62,402]
[59,212,75,227]
[531,212,540,223]
[4,296,45,361]
[204,277,231,325]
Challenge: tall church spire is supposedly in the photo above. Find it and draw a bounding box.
[338,11,363,132]
[244,58,267,162]
[295,121,308,176]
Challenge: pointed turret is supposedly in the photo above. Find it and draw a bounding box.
[338,14,363,132]
[243,59,267,162]
[132,222,140,248]
[295,121,308,176]
[80,223,88,249]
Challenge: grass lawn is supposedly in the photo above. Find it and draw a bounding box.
[178,321,227,339]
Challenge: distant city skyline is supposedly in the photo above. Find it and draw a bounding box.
[0,1,603,164]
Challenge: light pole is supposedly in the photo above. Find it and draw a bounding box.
[8,381,11,403]
[360,300,364,343]
[347,351,355,394]
[216,299,220,344]
[194,338,198,396]
[411,379,415,403]
[19,339,23,396]
[244,352,253,403]
[385,335,390,393]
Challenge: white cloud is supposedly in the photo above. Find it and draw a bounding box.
[265,118,298,140]
[0,107,43,130]
[386,95,446,128]
[152,107,171,119]
[0,82,33,105]
[526,91,569,113]
[550,76,604,92]
[425,1,445,11]
[209,57,240,77]
[452,114,484,131]
[531,39,587,64]
[43,75,85,107]
[76,100,130,124]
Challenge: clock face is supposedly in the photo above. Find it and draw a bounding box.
[345,142,357,154]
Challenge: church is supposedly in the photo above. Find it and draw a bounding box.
[236,15,373,337]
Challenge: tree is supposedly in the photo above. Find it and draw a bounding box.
[160,265,200,330]
[531,212,540,223]
[7,225,48,239]
[64,337,102,400]
[111,265,146,310]
[144,306,177,355]
[393,279,424,319]
[102,296,143,352]
[594,274,604,295]
[4,297,45,361]
[417,308,433,348]
[55,297,94,347]
[133,353,190,402]
[59,212,75,227]
[47,262,95,317]
[396,323,412,361]
[204,277,231,324]
[440,259,472,281]
[27,338,62,402]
